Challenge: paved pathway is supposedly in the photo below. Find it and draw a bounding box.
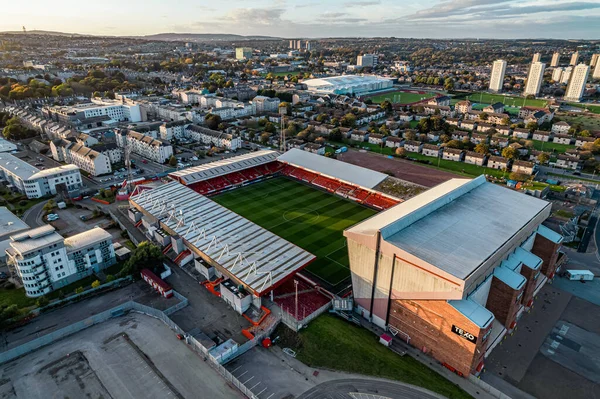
[21,199,47,227]
[297,379,444,399]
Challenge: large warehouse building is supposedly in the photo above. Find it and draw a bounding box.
[303,75,393,95]
[344,175,564,376]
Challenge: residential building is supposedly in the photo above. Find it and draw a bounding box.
[303,143,325,155]
[0,154,82,199]
[561,67,573,84]
[159,121,186,140]
[357,54,378,68]
[551,121,571,134]
[552,67,563,82]
[442,148,464,162]
[477,123,494,133]
[446,118,460,128]
[455,100,472,114]
[570,52,579,66]
[512,160,535,175]
[512,128,531,139]
[452,131,469,141]
[43,99,144,125]
[235,47,252,60]
[495,125,511,136]
[592,54,599,68]
[403,140,423,153]
[532,53,541,63]
[550,52,560,67]
[116,130,173,163]
[490,137,509,148]
[6,225,116,297]
[488,156,509,170]
[252,96,281,113]
[524,62,546,97]
[564,64,590,102]
[556,154,581,170]
[422,144,441,157]
[461,121,476,131]
[575,137,594,148]
[427,96,451,107]
[368,134,386,145]
[483,102,504,114]
[519,107,554,123]
[50,140,111,176]
[553,134,573,145]
[385,137,404,148]
[351,131,369,142]
[489,60,507,92]
[594,60,600,80]
[471,133,489,145]
[532,131,551,142]
[184,125,242,151]
[464,151,487,166]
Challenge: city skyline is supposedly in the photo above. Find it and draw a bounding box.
[1,0,600,39]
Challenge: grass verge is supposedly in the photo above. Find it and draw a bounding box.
[276,314,472,399]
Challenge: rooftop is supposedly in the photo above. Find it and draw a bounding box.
[278,148,387,189]
[9,225,64,255]
[0,207,29,239]
[64,227,112,251]
[169,150,279,185]
[345,176,552,280]
[130,182,315,295]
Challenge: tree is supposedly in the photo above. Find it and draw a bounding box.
[501,117,511,125]
[395,147,407,157]
[119,241,164,277]
[479,112,489,121]
[168,155,178,167]
[204,113,222,130]
[537,152,549,164]
[91,280,101,289]
[75,286,85,294]
[264,122,276,134]
[445,139,462,149]
[404,130,417,141]
[329,128,343,142]
[525,121,538,131]
[443,78,454,91]
[260,132,271,144]
[502,146,517,160]
[341,113,356,128]
[474,143,489,154]
[106,274,116,282]
[579,130,591,137]
[43,199,56,213]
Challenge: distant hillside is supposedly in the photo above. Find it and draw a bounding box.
[0,30,89,37]
[141,33,280,42]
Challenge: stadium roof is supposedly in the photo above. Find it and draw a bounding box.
[130,182,315,295]
[345,176,553,280]
[278,149,387,189]
[303,75,392,93]
[169,150,280,185]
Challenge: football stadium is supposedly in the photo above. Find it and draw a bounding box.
[127,148,565,377]
[128,148,402,332]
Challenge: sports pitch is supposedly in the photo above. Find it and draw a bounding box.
[211,177,377,286]
[461,92,550,108]
[369,90,437,105]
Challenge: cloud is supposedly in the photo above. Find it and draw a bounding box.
[317,12,350,19]
[218,7,286,25]
[345,0,381,6]
[407,0,600,21]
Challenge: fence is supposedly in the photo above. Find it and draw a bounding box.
[0,292,263,399]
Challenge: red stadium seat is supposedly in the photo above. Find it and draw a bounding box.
[313,176,341,192]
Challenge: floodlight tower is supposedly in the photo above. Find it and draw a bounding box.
[22,26,26,34]
[279,104,287,152]
[124,139,134,193]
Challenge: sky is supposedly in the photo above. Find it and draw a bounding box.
[2,0,599,39]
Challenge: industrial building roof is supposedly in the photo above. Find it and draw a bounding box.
[130,182,315,295]
[346,176,552,280]
[303,75,392,92]
[169,150,280,185]
[29,164,79,180]
[277,149,388,189]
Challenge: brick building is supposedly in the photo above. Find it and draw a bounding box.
[344,176,563,377]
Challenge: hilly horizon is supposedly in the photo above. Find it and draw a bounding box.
[0,30,281,41]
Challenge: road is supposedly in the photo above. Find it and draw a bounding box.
[297,379,444,399]
[538,165,600,185]
[21,199,47,227]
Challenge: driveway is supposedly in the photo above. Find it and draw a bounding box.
[21,199,47,227]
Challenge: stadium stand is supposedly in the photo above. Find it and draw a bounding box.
[240,167,262,180]
[272,278,331,321]
[225,172,247,185]
[209,176,231,190]
[363,194,398,210]
[348,188,371,202]
[291,168,319,183]
[189,180,215,195]
[313,176,342,192]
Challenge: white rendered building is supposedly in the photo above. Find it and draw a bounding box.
[116,130,173,163]
[524,62,546,97]
[489,60,507,92]
[564,64,590,102]
[303,75,393,95]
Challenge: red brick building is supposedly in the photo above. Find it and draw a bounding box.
[344,175,563,376]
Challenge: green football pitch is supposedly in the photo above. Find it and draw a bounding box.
[211,177,377,286]
[369,91,437,105]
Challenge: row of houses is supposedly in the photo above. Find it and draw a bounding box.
[50,139,122,176]
[116,130,174,164]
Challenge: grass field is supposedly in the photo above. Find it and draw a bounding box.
[557,114,600,131]
[211,177,376,285]
[566,103,600,114]
[531,139,574,153]
[370,90,437,105]
[276,314,472,399]
[452,92,550,108]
